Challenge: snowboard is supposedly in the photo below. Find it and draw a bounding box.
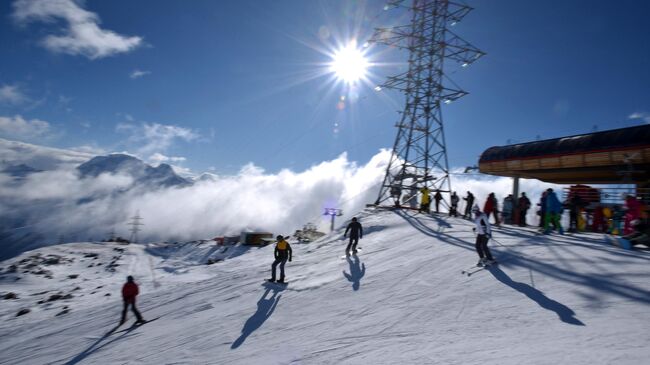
[341,247,362,258]
[264,280,288,286]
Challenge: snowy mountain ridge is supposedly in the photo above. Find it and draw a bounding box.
[77,154,191,188]
[1,209,649,364]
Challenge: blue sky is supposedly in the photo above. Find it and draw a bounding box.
[1,0,649,175]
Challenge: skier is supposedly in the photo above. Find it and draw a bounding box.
[623,195,642,235]
[269,235,292,283]
[433,189,443,213]
[544,188,564,235]
[502,194,514,224]
[463,191,475,219]
[450,192,459,217]
[518,192,531,227]
[344,217,363,255]
[537,191,547,228]
[483,193,500,225]
[419,186,431,213]
[120,275,145,325]
[472,205,495,267]
[567,193,583,232]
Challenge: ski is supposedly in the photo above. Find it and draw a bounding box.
[114,316,161,334]
[461,261,498,276]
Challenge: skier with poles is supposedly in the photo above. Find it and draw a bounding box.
[344,217,363,255]
[463,191,475,219]
[472,205,496,267]
[268,235,292,284]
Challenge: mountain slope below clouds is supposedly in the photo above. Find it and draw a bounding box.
[1,209,649,364]
[77,154,190,188]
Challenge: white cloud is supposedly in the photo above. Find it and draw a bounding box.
[0,137,92,170]
[130,69,151,79]
[0,115,51,140]
[117,122,199,157]
[628,112,650,124]
[12,0,143,59]
[0,84,29,105]
[149,152,186,164]
[0,140,571,256]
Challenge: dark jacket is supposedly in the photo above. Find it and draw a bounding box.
[275,239,292,261]
[344,221,363,238]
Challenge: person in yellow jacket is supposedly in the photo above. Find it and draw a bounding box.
[419,186,431,213]
[268,235,292,284]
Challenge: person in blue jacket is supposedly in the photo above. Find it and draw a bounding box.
[544,188,564,235]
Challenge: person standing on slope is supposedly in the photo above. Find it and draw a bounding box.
[419,186,431,213]
[269,235,292,283]
[463,191,475,219]
[120,275,145,325]
[450,191,460,217]
[544,188,564,235]
[483,193,500,226]
[472,206,495,267]
[518,192,531,227]
[344,217,363,255]
[433,189,443,213]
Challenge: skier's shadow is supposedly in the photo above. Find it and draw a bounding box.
[488,265,585,326]
[343,255,366,291]
[231,284,285,349]
[65,323,139,364]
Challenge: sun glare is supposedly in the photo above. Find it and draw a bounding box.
[330,42,369,83]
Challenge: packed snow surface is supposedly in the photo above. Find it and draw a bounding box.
[1,209,649,364]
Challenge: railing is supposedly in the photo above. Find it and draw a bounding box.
[562,186,649,207]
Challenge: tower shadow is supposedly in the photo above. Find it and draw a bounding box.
[231,284,285,349]
[343,255,366,291]
[488,265,585,326]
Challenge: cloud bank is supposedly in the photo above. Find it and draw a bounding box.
[0,139,566,259]
[0,115,52,141]
[12,0,143,59]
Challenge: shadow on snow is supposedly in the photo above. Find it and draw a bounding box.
[231,283,286,349]
[343,255,366,291]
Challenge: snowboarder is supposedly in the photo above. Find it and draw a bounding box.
[344,217,363,255]
[419,186,431,213]
[120,275,145,325]
[518,192,531,227]
[450,192,459,217]
[544,188,564,235]
[433,189,443,213]
[269,235,292,283]
[463,191,475,219]
[472,205,495,266]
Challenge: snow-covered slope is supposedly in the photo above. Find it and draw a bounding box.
[1,209,649,364]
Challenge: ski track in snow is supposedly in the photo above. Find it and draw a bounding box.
[1,208,650,364]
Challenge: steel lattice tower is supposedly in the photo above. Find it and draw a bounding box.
[371,0,484,207]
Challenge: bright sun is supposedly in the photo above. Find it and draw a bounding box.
[330,42,369,83]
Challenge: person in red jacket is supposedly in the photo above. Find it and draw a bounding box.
[120,275,145,325]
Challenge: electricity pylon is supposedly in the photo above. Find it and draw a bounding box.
[128,211,144,243]
[371,0,484,207]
